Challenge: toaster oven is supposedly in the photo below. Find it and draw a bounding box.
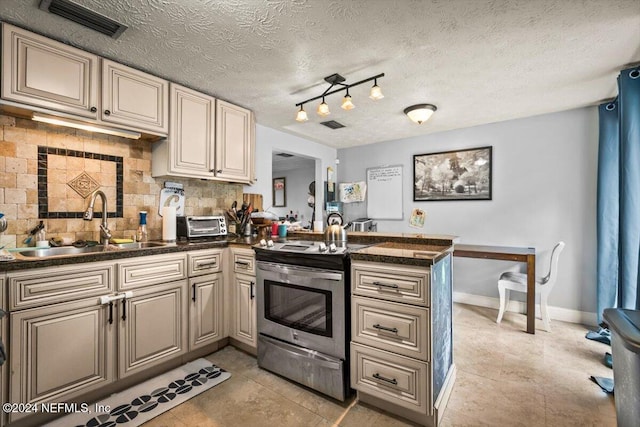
[177,215,227,239]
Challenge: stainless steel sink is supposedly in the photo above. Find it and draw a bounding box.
[114,242,167,249]
[16,241,168,258]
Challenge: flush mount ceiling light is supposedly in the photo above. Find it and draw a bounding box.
[32,112,141,139]
[295,72,384,121]
[404,104,437,124]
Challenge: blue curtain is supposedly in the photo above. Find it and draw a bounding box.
[597,67,640,323]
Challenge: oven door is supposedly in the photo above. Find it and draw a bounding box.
[257,261,345,359]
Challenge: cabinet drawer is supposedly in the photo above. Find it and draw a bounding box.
[232,249,255,275]
[188,249,223,276]
[352,296,429,361]
[8,262,114,310]
[351,343,430,415]
[118,253,187,290]
[352,261,429,306]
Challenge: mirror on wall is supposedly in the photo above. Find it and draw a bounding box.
[273,177,286,207]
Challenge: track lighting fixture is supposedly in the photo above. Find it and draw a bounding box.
[317,97,330,116]
[296,105,308,122]
[341,88,355,110]
[295,72,384,121]
[369,78,384,100]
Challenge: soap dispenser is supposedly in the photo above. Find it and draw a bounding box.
[136,211,148,242]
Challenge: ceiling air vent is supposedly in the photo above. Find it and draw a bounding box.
[320,120,345,129]
[39,0,128,39]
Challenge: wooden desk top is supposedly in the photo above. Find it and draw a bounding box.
[453,244,535,262]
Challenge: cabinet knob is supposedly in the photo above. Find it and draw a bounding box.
[216,170,223,174]
[90,107,97,113]
[104,110,111,116]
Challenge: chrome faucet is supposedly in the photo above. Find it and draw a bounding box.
[83,190,112,245]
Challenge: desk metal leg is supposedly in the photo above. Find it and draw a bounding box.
[526,254,536,334]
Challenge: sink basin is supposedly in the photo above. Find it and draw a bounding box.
[16,241,168,258]
[114,242,167,250]
[18,245,108,258]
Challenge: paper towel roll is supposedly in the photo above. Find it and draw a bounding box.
[313,220,323,232]
[162,206,177,242]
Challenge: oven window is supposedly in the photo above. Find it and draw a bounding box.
[264,280,332,337]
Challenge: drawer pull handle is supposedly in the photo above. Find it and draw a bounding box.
[373,373,398,386]
[373,324,398,334]
[197,261,217,268]
[108,301,113,325]
[250,281,255,299]
[372,281,399,289]
[235,260,251,268]
[192,283,197,302]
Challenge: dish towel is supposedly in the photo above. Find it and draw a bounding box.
[586,327,611,345]
[590,376,614,393]
[0,249,14,261]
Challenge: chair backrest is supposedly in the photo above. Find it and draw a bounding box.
[540,241,565,288]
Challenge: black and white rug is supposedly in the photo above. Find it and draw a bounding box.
[45,358,230,427]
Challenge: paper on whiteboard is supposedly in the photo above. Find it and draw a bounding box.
[339,181,367,203]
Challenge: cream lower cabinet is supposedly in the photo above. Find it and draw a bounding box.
[118,281,187,378]
[350,255,455,427]
[188,249,225,350]
[7,263,116,423]
[9,298,115,422]
[229,247,257,351]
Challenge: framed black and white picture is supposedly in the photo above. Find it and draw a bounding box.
[413,146,492,201]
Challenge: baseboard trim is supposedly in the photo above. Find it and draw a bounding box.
[452,291,598,326]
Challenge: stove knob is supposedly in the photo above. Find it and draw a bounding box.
[266,239,274,247]
[329,243,337,253]
[259,239,267,247]
[318,242,327,252]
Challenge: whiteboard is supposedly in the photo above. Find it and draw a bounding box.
[367,165,403,219]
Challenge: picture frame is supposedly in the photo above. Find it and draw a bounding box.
[273,177,286,207]
[413,146,492,201]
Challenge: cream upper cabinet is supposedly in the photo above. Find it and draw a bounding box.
[153,92,255,183]
[101,59,169,134]
[152,83,216,179]
[215,99,253,183]
[1,23,99,118]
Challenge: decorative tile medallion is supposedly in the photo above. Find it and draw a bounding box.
[67,171,100,198]
[38,146,123,219]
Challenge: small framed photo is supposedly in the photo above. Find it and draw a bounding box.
[414,146,492,201]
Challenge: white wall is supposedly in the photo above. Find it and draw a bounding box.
[338,107,599,315]
[244,124,337,222]
[270,166,315,226]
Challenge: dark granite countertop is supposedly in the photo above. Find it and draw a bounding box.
[0,232,456,272]
[349,241,452,267]
[0,236,260,272]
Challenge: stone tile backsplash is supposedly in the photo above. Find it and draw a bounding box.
[0,114,243,248]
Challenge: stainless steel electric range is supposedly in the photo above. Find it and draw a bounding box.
[254,239,364,401]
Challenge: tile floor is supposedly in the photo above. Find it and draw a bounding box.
[144,303,617,426]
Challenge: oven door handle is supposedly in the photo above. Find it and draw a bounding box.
[257,263,343,281]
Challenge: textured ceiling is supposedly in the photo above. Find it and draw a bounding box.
[0,0,639,148]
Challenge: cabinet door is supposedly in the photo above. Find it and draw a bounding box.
[1,23,99,118]
[118,280,187,378]
[101,58,168,134]
[231,273,256,348]
[9,298,114,422]
[189,273,223,350]
[1,275,5,427]
[168,83,216,178]
[215,100,252,183]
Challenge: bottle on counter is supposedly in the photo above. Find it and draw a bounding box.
[136,211,148,242]
[35,221,48,248]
